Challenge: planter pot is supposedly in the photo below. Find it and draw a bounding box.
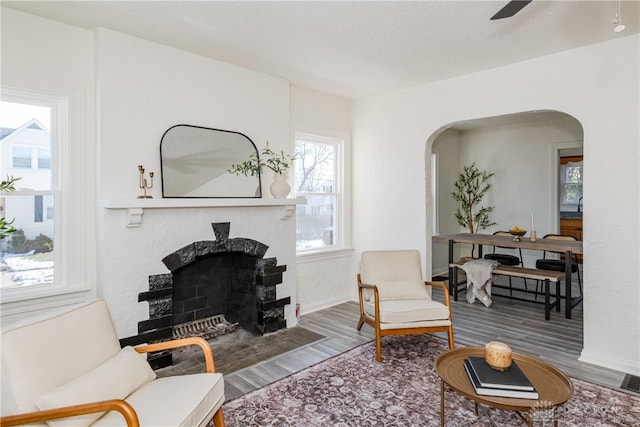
[270,173,291,199]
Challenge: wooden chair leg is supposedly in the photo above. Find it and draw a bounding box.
[447,327,455,349]
[375,331,382,362]
[356,317,365,331]
[213,408,225,427]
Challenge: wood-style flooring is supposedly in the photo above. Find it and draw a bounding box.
[223,275,630,401]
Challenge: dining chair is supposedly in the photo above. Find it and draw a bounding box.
[483,231,528,295]
[535,234,582,297]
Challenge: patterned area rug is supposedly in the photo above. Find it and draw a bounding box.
[223,335,639,426]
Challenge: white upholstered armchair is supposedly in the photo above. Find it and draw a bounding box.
[357,250,455,361]
[1,299,225,427]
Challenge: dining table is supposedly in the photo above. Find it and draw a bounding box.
[433,233,583,319]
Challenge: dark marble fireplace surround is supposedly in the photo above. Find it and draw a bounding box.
[121,222,291,368]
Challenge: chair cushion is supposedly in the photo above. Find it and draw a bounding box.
[360,250,428,301]
[1,300,122,417]
[92,373,225,427]
[35,346,157,427]
[536,259,578,272]
[373,280,430,301]
[360,250,423,283]
[484,253,519,266]
[365,299,450,324]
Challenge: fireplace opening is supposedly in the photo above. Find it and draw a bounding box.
[172,252,261,330]
[120,222,291,368]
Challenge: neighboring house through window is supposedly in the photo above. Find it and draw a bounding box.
[294,133,344,252]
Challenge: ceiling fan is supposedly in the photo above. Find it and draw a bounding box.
[491,0,533,20]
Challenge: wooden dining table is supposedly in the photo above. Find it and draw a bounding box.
[433,233,583,319]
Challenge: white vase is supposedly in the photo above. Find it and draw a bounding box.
[269,173,290,199]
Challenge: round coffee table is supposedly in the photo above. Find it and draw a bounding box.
[434,347,573,427]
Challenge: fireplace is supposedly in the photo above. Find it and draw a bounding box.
[120,222,291,368]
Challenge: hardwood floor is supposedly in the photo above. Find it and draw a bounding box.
[224,275,630,401]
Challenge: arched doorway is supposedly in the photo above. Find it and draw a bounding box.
[427,109,585,357]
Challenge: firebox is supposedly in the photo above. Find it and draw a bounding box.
[120,222,291,368]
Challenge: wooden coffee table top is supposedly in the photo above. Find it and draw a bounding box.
[435,347,574,412]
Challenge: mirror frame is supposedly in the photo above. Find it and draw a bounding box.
[160,124,262,198]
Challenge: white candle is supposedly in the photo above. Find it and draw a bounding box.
[531,212,535,231]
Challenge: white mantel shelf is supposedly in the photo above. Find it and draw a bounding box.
[102,198,306,227]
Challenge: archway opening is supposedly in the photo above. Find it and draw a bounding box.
[427,109,584,349]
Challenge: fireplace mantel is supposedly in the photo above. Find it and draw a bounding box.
[102,198,306,227]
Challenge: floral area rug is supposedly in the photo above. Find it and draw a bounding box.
[223,335,639,426]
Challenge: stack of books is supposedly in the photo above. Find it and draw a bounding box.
[464,356,539,399]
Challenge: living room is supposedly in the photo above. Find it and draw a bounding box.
[1,1,639,425]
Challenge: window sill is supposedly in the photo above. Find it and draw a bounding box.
[296,247,354,263]
[1,286,92,318]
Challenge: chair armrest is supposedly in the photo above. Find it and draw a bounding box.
[134,336,216,373]
[425,281,452,308]
[0,399,139,427]
[357,276,380,301]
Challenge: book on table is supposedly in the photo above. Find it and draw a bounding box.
[464,358,539,399]
[466,356,534,390]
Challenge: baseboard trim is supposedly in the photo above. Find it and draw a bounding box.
[579,349,640,376]
[300,296,352,316]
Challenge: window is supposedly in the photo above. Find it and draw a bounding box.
[38,149,51,169]
[560,158,583,207]
[11,147,32,168]
[294,133,343,252]
[1,97,57,290]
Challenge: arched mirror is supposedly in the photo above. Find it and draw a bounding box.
[160,124,261,198]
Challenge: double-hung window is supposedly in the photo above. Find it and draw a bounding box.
[1,95,59,290]
[560,157,583,210]
[294,133,343,252]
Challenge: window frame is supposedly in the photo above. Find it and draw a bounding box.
[559,156,583,209]
[1,89,63,299]
[293,131,347,254]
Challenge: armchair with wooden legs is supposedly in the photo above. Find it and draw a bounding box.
[356,250,455,361]
[1,299,225,427]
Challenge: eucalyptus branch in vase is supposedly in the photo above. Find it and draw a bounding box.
[228,142,296,198]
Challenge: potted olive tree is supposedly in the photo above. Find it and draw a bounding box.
[451,162,495,233]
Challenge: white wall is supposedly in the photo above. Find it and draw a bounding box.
[95,29,295,337]
[459,117,582,242]
[95,28,291,200]
[432,128,461,275]
[352,35,640,375]
[1,8,96,321]
[290,86,354,314]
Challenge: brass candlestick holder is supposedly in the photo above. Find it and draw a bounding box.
[137,165,154,199]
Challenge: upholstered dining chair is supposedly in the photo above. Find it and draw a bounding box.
[0,299,225,427]
[483,231,528,295]
[356,249,455,361]
[535,234,583,297]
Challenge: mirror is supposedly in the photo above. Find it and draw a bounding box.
[160,124,261,198]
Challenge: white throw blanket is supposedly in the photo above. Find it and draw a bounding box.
[460,259,498,307]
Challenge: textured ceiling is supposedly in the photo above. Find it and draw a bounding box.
[3,1,639,99]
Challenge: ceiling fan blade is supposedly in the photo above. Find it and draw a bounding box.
[490,0,533,20]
